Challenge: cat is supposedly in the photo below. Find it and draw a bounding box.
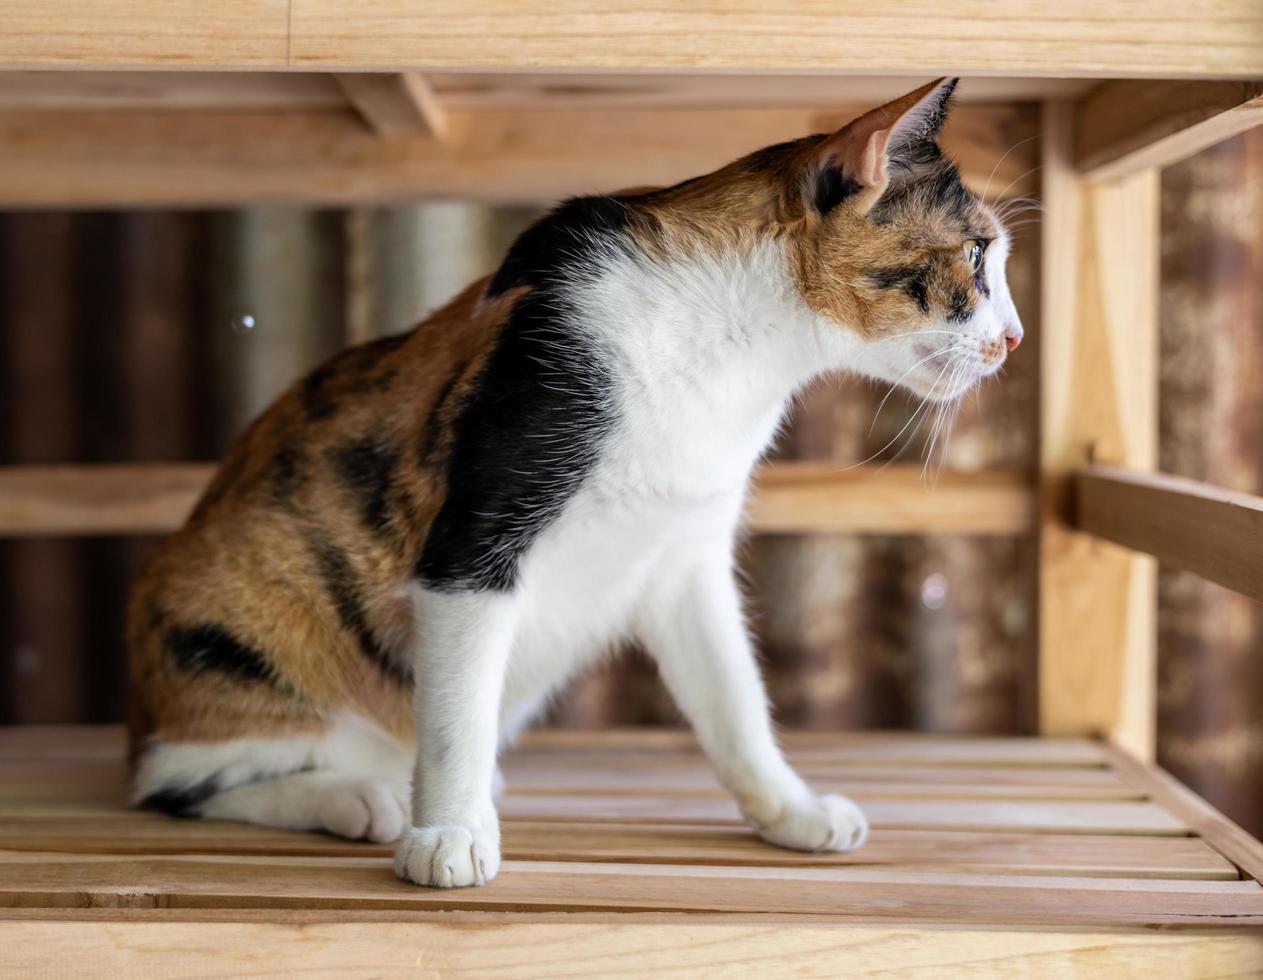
[127,77,1023,888]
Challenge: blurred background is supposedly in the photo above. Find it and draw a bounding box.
[1,130,1260,833]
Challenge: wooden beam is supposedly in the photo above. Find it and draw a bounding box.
[1075,466,1263,605]
[285,1,1263,78]
[0,103,1036,207]
[0,463,1032,538]
[1038,101,1160,761]
[748,464,1032,536]
[337,72,448,140]
[1077,80,1263,180]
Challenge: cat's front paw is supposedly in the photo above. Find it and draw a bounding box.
[393,823,501,887]
[754,793,869,853]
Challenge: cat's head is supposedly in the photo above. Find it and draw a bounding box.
[789,78,1023,401]
[639,78,1022,402]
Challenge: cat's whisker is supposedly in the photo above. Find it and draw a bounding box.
[980,135,1039,204]
[868,343,971,436]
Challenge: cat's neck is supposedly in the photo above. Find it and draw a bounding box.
[570,237,864,489]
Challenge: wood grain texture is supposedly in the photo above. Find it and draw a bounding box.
[1,726,1260,940]
[1076,80,1263,179]
[1038,101,1159,761]
[3,918,1262,979]
[0,463,1031,537]
[337,73,448,139]
[1075,465,1263,604]
[0,103,1035,207]
[287,1,1263,77]
[748,465,1032,535]
[0,0,289,68]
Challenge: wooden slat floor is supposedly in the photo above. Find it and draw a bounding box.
[3,726,1263,977]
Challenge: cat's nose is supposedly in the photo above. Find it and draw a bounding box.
[1004,324,1023,352]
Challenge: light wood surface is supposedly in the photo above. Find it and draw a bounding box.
[0,102,1035,207]
[0,462,1032,537]
[1075,465,1263,606]
[1076,80,1263,180]
[337,73,448,140]
[286,2,1263,77]
[1,726,1262,938]
[4,917,1263,980]
[2,1,1261,76]
[0,0,289,68]
[1037,101,1159,761]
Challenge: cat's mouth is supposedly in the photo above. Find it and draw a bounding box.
[904,353,986,401]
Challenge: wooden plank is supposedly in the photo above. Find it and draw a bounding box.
[0,463,1031,538]
[336,72,448,139]
[1103,742,1263,884]
[1076,80,1263,180]
[288,1,1263,78]
[0,0,290,68]
[1037,100,1160,761]
[747,465,1031,536]
[1074,466,1263,605]
[0,103,1036,207]
[0,815,1233,879]
[2,851,1259,926]
[4,918,1263,977]
[523,730,1110,767]
[493,796,1187,835]
[0,71,345,111]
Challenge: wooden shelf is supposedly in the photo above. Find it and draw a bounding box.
[4,1,1261,76]
[0,462,1034,538]
[2,727,1262,974]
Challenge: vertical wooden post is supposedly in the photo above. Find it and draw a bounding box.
[1038,101,1160,761]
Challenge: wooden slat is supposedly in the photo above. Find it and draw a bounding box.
[747,464,1031,535]
[1037,100,1159,761]
[0,815,1232,879]
[0,463,1032,537]
[1076,80,1263,180]
[287,1,1263,78]
[0,103,1036,207]
[0,0,289,68]
[1103,742,1263,884]
[493,796,1187,835]
[1075,466,1263,605]
[336,72,448,139]
[6,917,1263,979]
[2,851,1259,926]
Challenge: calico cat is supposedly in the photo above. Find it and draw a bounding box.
[127,77,1023,888]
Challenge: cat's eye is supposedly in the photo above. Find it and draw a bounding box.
[963,239,986,273]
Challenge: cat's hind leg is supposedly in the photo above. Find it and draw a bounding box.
[132,714,413,843]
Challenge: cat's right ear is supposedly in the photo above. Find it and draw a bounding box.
[807,77,958,217]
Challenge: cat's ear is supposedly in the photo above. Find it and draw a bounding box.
[807,77,958,216]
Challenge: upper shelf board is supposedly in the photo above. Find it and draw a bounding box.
[1,1,1261,78]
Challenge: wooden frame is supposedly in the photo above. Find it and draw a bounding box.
[3,6,1263,967]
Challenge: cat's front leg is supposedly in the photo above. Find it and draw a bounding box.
[638,541,868,853]
[394,588,518,888]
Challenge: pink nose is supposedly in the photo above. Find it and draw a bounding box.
[1004,325,1023,352]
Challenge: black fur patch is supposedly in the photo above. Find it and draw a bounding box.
[329,438,400,537]
[166,624,277,686]
[418,365,468,466]
[270,443,308,508]
[946,286,974,323]
[139,775,219,818]
[869,264,932,313]
[302,333,409,422]
[418,196,623,592]
[811,165,862,216]
[311,536,412,685]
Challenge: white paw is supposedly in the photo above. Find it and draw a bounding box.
[317,778,408,843]
[394,823,501,887]
[754,793,869,853]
